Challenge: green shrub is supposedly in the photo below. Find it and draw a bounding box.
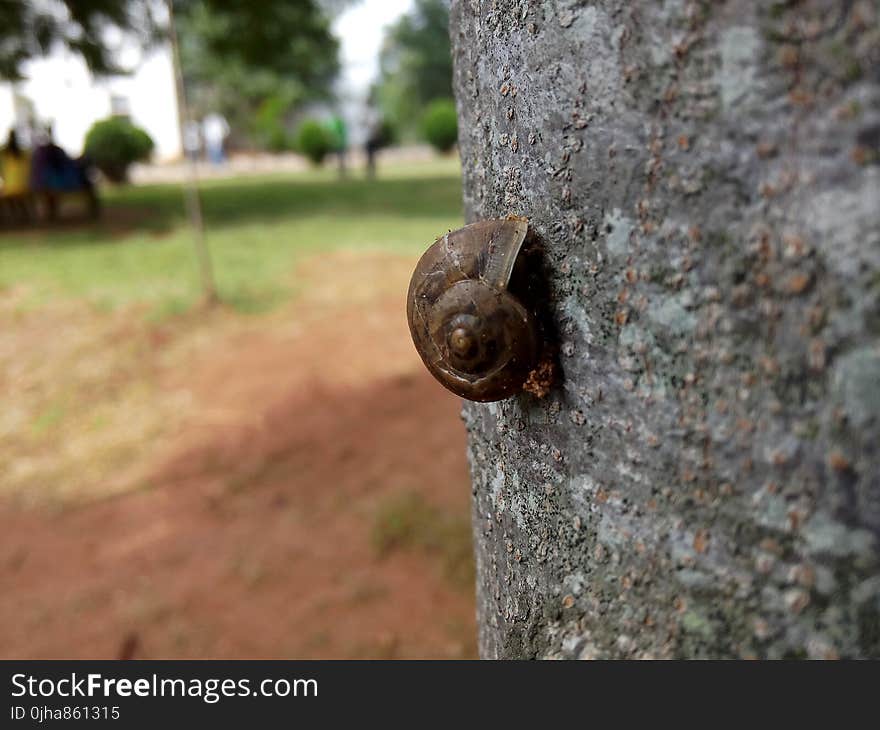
[295,120,333,165]
[83,116,154,183]
[421,98,458,153]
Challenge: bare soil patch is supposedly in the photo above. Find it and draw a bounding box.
[0,250,475,658]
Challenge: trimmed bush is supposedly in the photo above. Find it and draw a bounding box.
[83,116,154,183]
[296,120,333,165]
[421,99,458,153]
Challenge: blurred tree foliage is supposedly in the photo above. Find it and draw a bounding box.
[0,1,161,80]
[375,0,452,141]
[174,0,346,150]
[0,0,347,151]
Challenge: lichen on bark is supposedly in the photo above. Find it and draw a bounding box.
[450,0,880,658]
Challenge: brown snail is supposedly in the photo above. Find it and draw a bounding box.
[407,217,544,402]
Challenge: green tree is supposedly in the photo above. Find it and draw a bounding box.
[375,0,452,140]
[0,1,161,80]
[174,0,344,149]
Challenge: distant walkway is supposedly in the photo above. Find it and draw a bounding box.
[130,144,440,185]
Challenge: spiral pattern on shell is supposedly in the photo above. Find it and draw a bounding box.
[407,218,542,402]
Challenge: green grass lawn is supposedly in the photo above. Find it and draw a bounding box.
[0,158,463,316]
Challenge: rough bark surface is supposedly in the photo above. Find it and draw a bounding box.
[450,0,880,658]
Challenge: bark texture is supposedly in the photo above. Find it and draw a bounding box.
[450,0,880,658]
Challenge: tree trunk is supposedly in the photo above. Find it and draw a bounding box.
[450,0,880,659]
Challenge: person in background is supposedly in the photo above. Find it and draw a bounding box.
[183,119,202,163]
[202,113,229,165]
[363,106,390,180]
[30,126,99,221]
[328,114,348,178]
[0,130,33,224]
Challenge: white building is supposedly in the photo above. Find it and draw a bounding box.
[0,42,182,162]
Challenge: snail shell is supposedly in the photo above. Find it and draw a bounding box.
[407,217,542,402]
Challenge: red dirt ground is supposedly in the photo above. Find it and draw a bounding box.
[0,255,476,659]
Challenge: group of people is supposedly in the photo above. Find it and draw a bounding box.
[183,113,230,165]
[0,128,99,225]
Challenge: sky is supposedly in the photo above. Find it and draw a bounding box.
[333,0,413,96]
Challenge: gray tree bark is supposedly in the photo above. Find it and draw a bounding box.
[450,0,880,658]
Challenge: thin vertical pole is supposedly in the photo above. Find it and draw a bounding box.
[166,0,217,305]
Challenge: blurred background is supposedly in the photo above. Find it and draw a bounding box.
[0,0,475,658]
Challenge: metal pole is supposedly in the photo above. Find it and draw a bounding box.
[166,0,217,306]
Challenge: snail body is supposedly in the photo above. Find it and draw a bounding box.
[407,218,543,402]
